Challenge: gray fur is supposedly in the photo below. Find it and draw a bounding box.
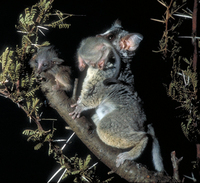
[69,63,150,168]
[70,21,164,171]
[29,46,72,92]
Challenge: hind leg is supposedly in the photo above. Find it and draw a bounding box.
[116,135,148,167]
[96,109,146,146]
[95,111,148,167]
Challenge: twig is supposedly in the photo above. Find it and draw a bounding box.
[183,172,197,182]
[151,18,165,23]
[171,151,183,181]
[0,87,44,131]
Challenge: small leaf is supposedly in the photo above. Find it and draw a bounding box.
[34,143,43,150]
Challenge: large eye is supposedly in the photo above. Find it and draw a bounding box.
[107,34,115,40]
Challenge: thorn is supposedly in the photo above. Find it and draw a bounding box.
[178,36,200,43]
[88,162,98,170]
[186,8,193,14]
[182,70,190,87]
[37,25,49,30]
[178,36,193,39]
[178,36,200,40]
[183,172,197,182]
[65,126,72,130]
[177,72,183,76]
[39,29,46,36]
[17,30,28,34]
[53,139,67,142]
[81,175,89,182]
[61,132,75,150]
[40,112,43,117]
[173,13,192,19]
[41,118,57,121]
[47,167,63,183]
[57,169,67,183]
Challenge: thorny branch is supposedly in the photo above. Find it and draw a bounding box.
[192,0,198,71]
[0,83,44,131]
[152,0,200,181]
[151,0,186,56]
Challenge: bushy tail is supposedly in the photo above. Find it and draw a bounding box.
[147,124,164,172]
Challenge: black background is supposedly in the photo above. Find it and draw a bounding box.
[0,0,197,183]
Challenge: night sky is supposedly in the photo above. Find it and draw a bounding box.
[0,0,197,183]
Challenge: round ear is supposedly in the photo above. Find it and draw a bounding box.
[120,33,143,51]
[78,56,87,71]
[97,59,105,70]
[113,19,122,28]
[52,58,64,65]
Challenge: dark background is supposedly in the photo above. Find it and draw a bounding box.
[0,0,197,182]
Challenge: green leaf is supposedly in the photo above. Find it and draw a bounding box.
[34,143,43,150]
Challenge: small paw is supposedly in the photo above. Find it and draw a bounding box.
[69,103,84,119]
[116,152,131,167]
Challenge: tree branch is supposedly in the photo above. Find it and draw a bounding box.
[40,77,176,182]
[171,151,183,181]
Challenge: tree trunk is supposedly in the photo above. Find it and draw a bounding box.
[41,77,176,182]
